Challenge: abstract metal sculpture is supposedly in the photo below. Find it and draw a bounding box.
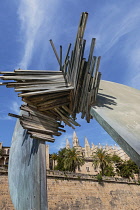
[0,12,102,209]
[0,12,101,142]
[0,12,140,210]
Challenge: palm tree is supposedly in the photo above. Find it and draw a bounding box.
[92,148,111,176]
[54,147,84,172]
[63,148,85,172]
[51,153,58,169]
[55,148,67,171]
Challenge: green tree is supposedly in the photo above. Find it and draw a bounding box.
[55,147,85,172]
[93,149,139,179]
[109,154,139,179]
[92,148,111,176]
[110,154,122,164]
[104,165,115,177]
[55,148,67,171]
[109,154,123,175]
[50,153,58,169]
[63,148,85,172]
[116,159,139,178]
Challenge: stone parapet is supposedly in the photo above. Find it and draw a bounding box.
[47,170,138,184]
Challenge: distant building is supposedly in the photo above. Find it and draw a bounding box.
[0,143,10,167]
[0,142,50,170]
[1,132,130,175]
[50,131,130,174]
[68,131,130,174]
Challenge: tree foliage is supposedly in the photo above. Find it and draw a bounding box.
[116,159,139,178]
[51,146,139,178]
[63,148,85,172]
[50,153,58,169]
[92,148,139,178]
[55,148,67,171]
[104,165,115,177]
[92,148,111,176]
[53,147,85,172]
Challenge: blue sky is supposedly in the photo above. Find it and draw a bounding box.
[0,0,140,153]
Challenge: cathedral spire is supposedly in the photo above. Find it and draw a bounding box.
[73,131,79,147]
[84,137,90,147]
[66,138,70,149]
[91,143,95,149]
[84,137,90,157]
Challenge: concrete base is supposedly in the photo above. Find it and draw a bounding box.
[90,80,140,166]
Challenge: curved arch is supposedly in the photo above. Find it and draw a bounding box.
[90,80,140,166]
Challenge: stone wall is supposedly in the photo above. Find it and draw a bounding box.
[47,170,140,210]
[0,169,14,210]
[1,169,140,210]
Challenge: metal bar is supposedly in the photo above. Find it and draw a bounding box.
[49,39,61,67]
[60,45,62,71]
[64,43,71,64]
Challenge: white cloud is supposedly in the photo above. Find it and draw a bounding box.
[0,115,12,120]
[10,101,21,114]
[123,46,140,89]
[86,3,140,90]
[87,3,140,55]
[0,101,21,120]
[18,0,45,69]
[55,138,66,151]
[17,0,59,69]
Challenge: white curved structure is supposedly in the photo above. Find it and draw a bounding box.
[91,80,140,166]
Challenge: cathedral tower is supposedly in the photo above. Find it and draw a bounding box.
[72,131,79,147]
[84,137,91,157]
[66,138,70,149]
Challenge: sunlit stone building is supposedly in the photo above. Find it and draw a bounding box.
[65,131,130,174]
[0,142,10,167]
[0,130,130,175]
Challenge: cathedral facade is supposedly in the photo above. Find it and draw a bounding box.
[65,131,130,175]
